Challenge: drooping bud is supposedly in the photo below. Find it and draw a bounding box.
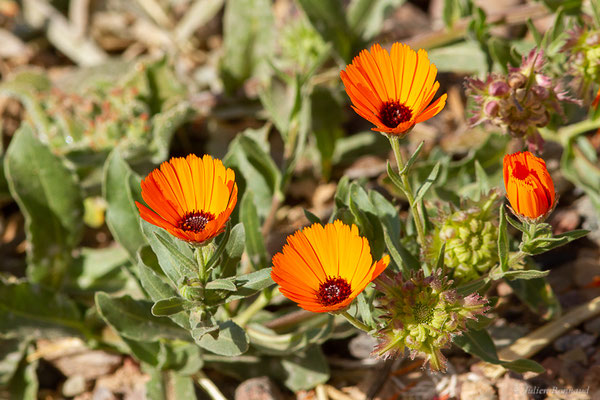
[425,191,501,284]
[374,270,489,371]
[503,151,556,222]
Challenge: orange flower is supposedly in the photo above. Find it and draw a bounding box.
[340,43,447,136]
[136,154,237,244]
[271,220,389,313]
[503,151,556,220]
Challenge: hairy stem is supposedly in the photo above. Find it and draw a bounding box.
[196,370,227,400]
[233,289,271,327]
[340,310,372,333]
[389,136,427,248]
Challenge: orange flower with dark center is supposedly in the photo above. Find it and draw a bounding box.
[340,43,447,136]
[271,220,389,313]
[503,151,556,220]
[136,154,237,244]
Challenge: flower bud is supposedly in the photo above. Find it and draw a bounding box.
[503,151,556,221]
[374,270,489,371]
[425,192,501,284]
[484,100,499,117]
[508,72,527,88]
[489,80,510,96]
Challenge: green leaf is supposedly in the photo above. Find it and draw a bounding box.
[501,269,549,280]
[522,230,589,255]
[246,316,333,356]
[144,366,197,400]
[386,161,405,194]
[224,132,281,219]
[4,124,83,287]
[414,161,441,204]
[456,277,491,296]
[6,346,38,400]
[400,141,424,175]
[218,223,245,278]
[0,338,29,386]
[137,247,192,330]
[303,209,322,225]
[296,0,354,61]
[154,232,198,278]
[205,279,237,292]
[95,292,189,341]
[453,329,544,374]
[498,207,509,272]
[435,243,446,271]
[311,86,343,179]
[137,246,177,297]
[221,0,274,92]
[150,102,193,164]
[281,345,330,391]
[560,136,600,215]
[347,0,405,40]
[157,341,203,375]
[67,246,132,294]
[0,280,84,339]
[122,338,161,366]
[202,223,232,275]
[240,192,268,269]
[197,320,249,356]
[151,297,188,317]
[507,276,560,319]
[228,268,274,302]
[474,160,490,194]
[141,221,196,286]
[102,149,146,259]
[505,213,525,232]
[428,41,488,74]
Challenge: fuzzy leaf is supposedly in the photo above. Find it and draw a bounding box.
[103,149,146,259]
[95,292,189,342]
[197,320,249,356]
[151,297,188,317]
[453,329,545,373]
[241,192,268,269]
[0,280,84,339]
[4,124,83,287]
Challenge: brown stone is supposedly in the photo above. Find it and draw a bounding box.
[235,377,284,400]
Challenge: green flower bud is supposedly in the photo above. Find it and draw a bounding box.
[425,191,501,285]
[373,270,489,371]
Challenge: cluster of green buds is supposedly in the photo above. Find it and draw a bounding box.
[425,191,501,284]
[562,24,600,102]
[466,48,578,152]
[373,270,489,371]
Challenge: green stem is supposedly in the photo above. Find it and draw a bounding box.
[540,118,600,146]
[340,310,371,333]
[195,247,207,283]
[388,136,427,248]
[507,250,527,268]
[233,289,271,327]
[196,370,228,400]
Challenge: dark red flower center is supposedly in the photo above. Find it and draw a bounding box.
[179,210,215,233]
[380,100,412,128]
[317,276,352,307]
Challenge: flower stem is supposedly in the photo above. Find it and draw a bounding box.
[388,136,427,248]
[233,289,272,327]
[340,310,372,333]
[196,370,227,400]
